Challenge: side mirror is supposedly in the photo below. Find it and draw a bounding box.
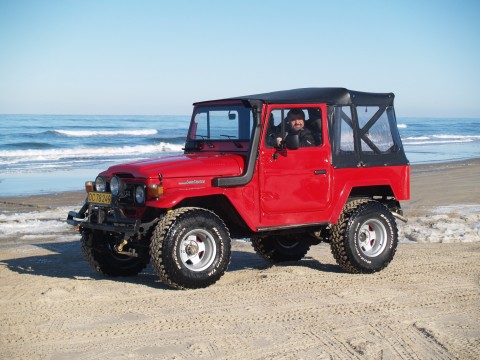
[228,111,236,120]
[285,134,299,150]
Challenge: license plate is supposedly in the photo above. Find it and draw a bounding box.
[88,192,112,205]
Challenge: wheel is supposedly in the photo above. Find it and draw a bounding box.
[150,207,231,289]
[81,231,149,277]
[251,234,311,262]
[330,200,398,273]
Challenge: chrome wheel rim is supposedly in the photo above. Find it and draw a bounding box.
[357,219,387,257]
[179,229,216,271]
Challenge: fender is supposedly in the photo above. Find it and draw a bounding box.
[329,165,410,224]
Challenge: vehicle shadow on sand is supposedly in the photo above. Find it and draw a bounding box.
[1,240,343,290]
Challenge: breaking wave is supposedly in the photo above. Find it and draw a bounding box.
[0,142,184,166]
[48,129,158,137]
[402,134,480,146]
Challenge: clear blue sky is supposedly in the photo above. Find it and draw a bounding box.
[1,0,479,117]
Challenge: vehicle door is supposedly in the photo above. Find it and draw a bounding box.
[258,105,331,218]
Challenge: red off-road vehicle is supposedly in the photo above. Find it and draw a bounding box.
[67,88,410,289]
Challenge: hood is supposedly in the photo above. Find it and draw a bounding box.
[102,153,245,179]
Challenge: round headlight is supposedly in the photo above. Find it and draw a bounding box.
[95,176,106,192]
[110,176,121,196]
[135,185,145,204]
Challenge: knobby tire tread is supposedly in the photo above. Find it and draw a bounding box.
[150,208,189,289]
[150,207,231,290]
[80,233,149,277]
[251,235,311,262]
[330,199,374,274]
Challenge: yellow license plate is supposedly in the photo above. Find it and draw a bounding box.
[88,192,112,205]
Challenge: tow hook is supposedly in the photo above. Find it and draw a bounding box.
[392,211,408,223]
[114,238,139,257]
[115,239,128,252]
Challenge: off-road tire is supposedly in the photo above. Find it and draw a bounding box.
[150,207,231,290]
[251,235,311,262]
[81,231,149,277]
[330,200,398,273]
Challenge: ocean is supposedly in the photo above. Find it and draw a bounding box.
[1,114,479,197]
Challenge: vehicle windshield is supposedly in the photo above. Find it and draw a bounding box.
[185,103,254,152]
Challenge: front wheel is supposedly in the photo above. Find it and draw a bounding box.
[330,200,398,273]
[81,231,149,277]
[150,207,231,289]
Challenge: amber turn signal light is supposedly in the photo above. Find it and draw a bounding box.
[147,183,163,199]
[85,181,94,193]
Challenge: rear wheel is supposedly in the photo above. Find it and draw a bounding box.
[251,235,311,262]
[330,200,398,273]
[150,207,231,289]
[81,231,149,277]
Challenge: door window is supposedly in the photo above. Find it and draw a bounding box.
[265,108,322,148]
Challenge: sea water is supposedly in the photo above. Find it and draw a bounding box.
[0,115,188,196]
[398,117,480,164]
[1,114,479,196]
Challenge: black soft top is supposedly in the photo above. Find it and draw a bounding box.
[195,88,394,107]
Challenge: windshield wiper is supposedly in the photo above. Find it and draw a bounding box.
[195,135,214,148]
[221,135,243,148]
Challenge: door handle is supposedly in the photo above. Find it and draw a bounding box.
[314,169,327,175]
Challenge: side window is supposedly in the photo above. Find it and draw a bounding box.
[265,108,322,148]
[265,109,284,148]
[335,106,355,153]
[357,106,395,154]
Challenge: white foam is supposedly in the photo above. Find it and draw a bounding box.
[397,124,408,129]
[403,139,473,145]
[400,205,480,243]
[51,129,158,137]
[402,134,480,146]
[403,136,430,140]
[0,142,184,165]
[0,206,74,239]
[433,134,480,140]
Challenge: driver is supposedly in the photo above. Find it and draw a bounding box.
[276,109,315,147]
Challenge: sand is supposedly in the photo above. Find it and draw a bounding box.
[0,160,479,359]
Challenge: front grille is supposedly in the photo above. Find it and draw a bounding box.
[118,182,137,205]
[109,174,145,207]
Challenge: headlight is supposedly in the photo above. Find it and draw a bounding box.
[135,185,145,204]
[110,176,123,196]
[95,176,107,192]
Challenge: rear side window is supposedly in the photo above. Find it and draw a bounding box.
[330,105,407,168]
[338,106,354,152]
[357,106,395,154]
[330,106,355,154]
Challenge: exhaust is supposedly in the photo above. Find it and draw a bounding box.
[392,211,408,223]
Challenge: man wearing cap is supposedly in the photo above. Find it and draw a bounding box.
[276,109,315,147]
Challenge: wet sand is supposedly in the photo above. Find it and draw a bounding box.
[0,159,479,359]
[406,157,480,209]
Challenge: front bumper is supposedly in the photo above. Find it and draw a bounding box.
[67,202,140,233]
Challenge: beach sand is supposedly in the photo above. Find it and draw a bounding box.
[0,160,479,359]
